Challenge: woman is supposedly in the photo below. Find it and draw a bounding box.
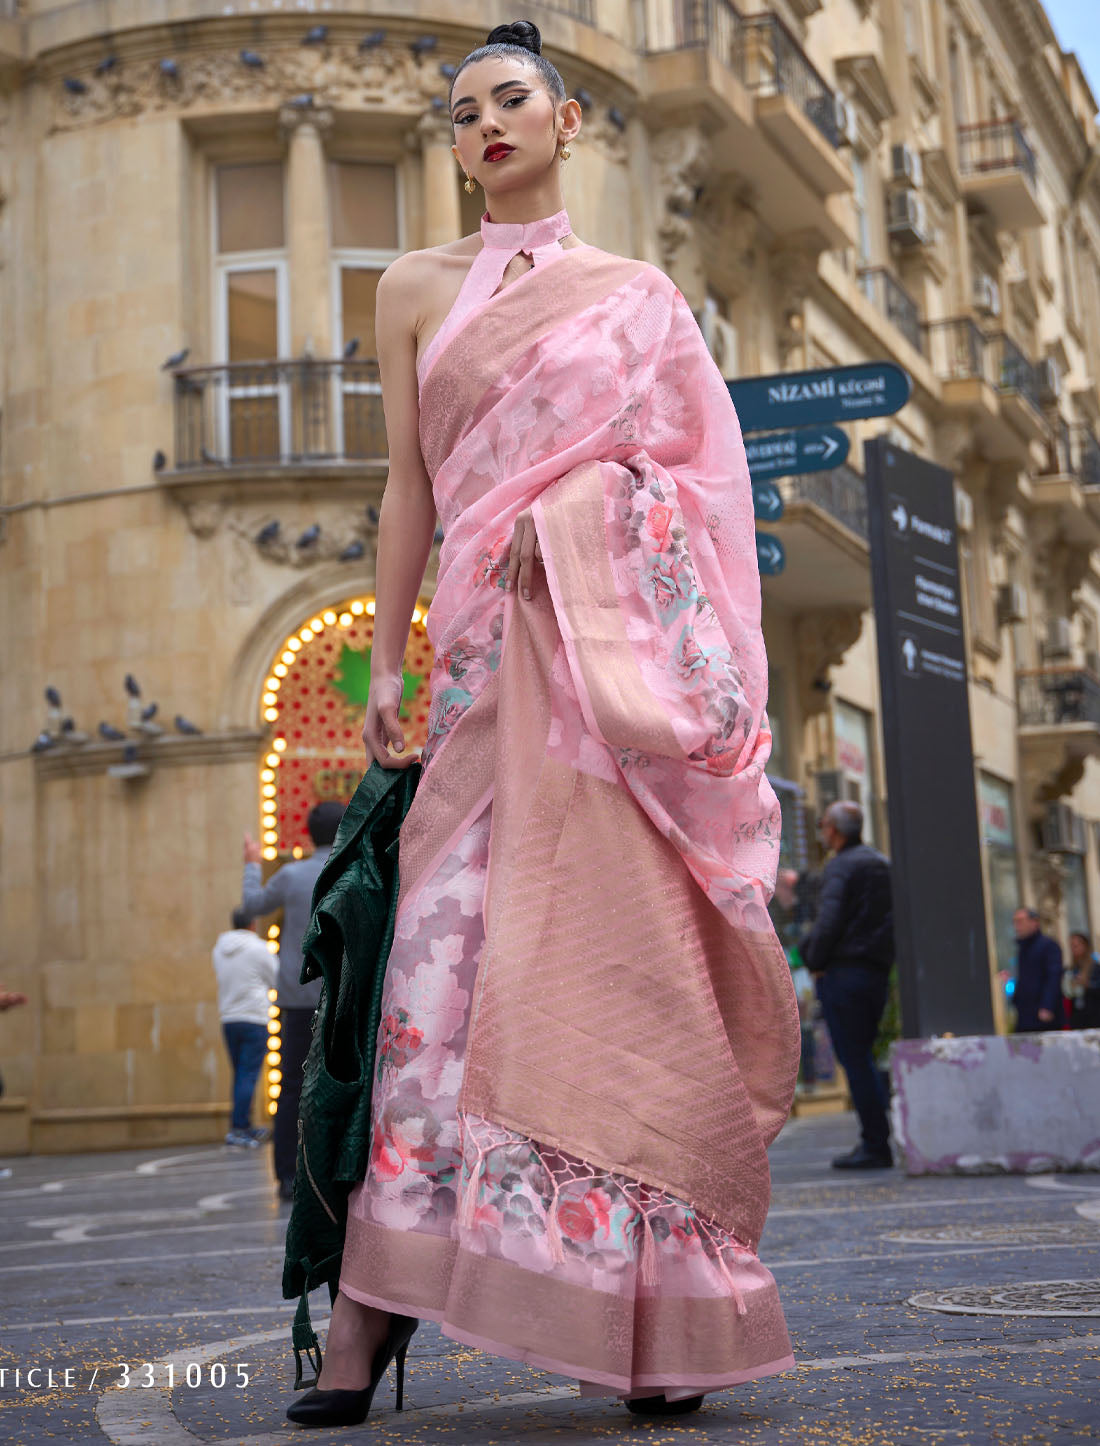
[287,19,800,1426]
[1068,931,1100,1029]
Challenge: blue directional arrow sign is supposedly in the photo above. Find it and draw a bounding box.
[728,362,912,433]
[746,426,850,483]
[756,532,786,576]
[752,480,784,522]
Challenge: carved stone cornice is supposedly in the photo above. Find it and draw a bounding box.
[651,125,710,266]
[794,607,865,718]
[48,40,452,133]
[416,104,455,149]
[33,730,266,780]
[695,185,758,301]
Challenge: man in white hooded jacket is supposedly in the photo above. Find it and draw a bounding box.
[213,908,277,1146]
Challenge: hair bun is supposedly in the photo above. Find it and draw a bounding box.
[485,19,542,55]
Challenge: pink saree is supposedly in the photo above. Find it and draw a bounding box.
[339,210,801,1398]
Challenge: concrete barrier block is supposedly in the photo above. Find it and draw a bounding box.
[890,1029,1100,1175]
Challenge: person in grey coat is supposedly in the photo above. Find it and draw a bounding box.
[242,800,345,1200]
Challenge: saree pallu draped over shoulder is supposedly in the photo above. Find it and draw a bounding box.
[339,244,802,1397]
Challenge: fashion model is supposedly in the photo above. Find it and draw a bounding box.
[287,18,801,1427]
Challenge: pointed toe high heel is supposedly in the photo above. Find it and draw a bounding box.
[625,1393,705,1416]
[286,1313,417,1427]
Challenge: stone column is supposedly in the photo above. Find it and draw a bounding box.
[279,103,334,356]
[418,110,463,249]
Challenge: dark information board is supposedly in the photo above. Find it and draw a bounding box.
[729,362,912,433]
[865,439,993,1038]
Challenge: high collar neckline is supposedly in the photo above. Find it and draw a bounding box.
[479,208,572,251]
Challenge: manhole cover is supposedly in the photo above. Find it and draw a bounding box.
[910,1279,1100,1317]
[887,1222,1100,1246]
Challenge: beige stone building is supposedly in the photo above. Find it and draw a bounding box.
[2,0,1100,1153]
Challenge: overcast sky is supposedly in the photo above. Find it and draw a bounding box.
[1043,0,1100,113]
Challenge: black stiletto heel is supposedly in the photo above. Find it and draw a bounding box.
[625,1393,705,1416]
[286,1313,418,1427]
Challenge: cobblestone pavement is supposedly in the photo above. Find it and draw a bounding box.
[2,1112,1099,1444]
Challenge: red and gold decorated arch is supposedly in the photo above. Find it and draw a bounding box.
[256,596,434,861]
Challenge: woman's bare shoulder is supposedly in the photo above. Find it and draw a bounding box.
[380,238,480,289]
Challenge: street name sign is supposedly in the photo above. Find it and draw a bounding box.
[865,439,992,1038]
[746,426,850,482]
[751,480,784,523]
[756,532,786,576]
[729,362,912,433]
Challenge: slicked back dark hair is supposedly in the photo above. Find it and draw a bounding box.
[450,20,566,107]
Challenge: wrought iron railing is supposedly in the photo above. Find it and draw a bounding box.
[1018,668,1100,729]
[987,332,1041,414]
[858,267,924,355]
[1076,426,1100,489]
[958,118,1038,189]
[172,359,385,468]
[923,317,988,385]
[740,11,840,148]
[646,0,744,74]
[781,463,868,541]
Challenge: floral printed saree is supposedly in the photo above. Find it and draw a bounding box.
[339,210,801,1398]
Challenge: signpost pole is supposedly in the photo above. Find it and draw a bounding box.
[865,439,993,1038]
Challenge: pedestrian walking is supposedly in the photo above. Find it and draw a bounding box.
[212,908,277,1147]
[1011,908,1062,1033]
[242,800,345,1200]
[804,801,894,1170]
[1067,931,1100,1029]
[282,20,800,1427]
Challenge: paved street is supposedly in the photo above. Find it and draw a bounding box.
[1,1112,1098,1445]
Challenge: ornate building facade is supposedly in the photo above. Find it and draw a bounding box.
[2,0,1100,1151]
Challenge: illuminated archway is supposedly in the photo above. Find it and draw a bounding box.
[257,596,434,860]
[255,594,434,1118]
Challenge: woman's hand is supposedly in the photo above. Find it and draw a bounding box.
[362,675,418,769]
[506,509,545,601]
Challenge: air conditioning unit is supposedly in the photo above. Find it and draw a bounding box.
[955,486,974,531]
[973,273,1002,318]
[888,189,930,247]
[891,143,924,189]
[834,94,859,147]
[815,769,843,815]
[1038,357,1062,404]
[1043,801,1087,855]
[697,299,738,378]
[1042,615,1073,659]
[995,582,1028,625]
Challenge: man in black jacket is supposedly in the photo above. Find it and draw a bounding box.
[805,801,894,1169]
[1011,908,1062,1032]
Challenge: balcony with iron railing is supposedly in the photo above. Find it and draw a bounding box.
[171,358,386,472]
[769,462,870,611]
[1033,420,1100,553]
[643,0,852,243]
[858,267,924,356]
[957,118,1043,229]
[922,318,1047,459]
[1043,421,1100,490]
[1018,667,1100,730]
[781,463,869,543]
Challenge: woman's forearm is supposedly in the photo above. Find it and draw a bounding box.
[370,477,437,676]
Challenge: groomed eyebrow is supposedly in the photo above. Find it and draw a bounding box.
[451,79,531,114]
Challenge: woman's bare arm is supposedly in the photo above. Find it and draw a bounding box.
[363,255,438,767]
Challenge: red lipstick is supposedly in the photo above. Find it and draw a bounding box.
[483,143,514,162]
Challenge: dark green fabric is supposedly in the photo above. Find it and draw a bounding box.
[280,760,420,1387]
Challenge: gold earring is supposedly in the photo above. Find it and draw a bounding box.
[559,144,571,161]
[464,172,477,194]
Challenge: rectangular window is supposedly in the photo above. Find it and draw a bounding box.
[978,772,1020,983]
[851,152,873,274]
[216,163,285,253]
[328,161,399,250]
[833,699,879,846]
[328,161,401,459]
[212,163,289,462]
